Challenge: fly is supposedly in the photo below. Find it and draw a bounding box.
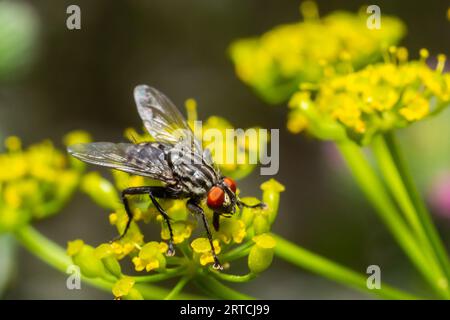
[67,85,265,270]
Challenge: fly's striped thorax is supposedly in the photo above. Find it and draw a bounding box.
[168,147,218,195]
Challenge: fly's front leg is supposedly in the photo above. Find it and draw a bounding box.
[187,199,223,270]
[238,199,267,210]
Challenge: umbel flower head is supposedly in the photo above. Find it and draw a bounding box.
[66,100,284,299]
[229,1,405,104]
[288,48,450,145]
[0,131,90,232]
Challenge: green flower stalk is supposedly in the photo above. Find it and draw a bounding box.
[229,1,405,104]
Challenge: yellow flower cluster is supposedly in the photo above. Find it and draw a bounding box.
[288,48,450,145]
[0,131,90,232]
[229,2,405,104]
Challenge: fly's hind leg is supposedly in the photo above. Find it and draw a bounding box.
[112,187,150,242]
[112,186,179,257]
[187,199,223,270]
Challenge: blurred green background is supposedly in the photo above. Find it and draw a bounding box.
[0,0,449,299]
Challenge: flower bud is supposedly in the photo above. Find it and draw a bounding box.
[253,215,270,235]
[248,233,276,274]
[67,240,106,278]
[95,244,122,278]
[81,172,121,210]
[123,288,144,300]
[260,179,285,224]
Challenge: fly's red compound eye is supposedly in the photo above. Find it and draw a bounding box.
[207,186,225,208]
[223,177,237,193]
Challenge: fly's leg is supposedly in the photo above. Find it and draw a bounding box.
[148,190,175,256]
[238,200,267,210]
[112,187,150,242]
[187,199,223,270]
[213,212,220,231]
[112,186,179,257]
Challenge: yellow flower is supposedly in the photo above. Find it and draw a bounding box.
[229,3,405,103]
[252,233,276,249]
[248,233,277,273]
[191,238,221,266]
[67,239,85,256]
[215,218,246,244]
[161,220,195,244]
[132,241,167,272]
[110,236,141,260]
[289,49,450,144]
[112,277,135,299]
[63,130,92,147]
[5,136,21,152]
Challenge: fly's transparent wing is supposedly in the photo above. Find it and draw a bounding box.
[68,142,176,183]
[134,85,203,153]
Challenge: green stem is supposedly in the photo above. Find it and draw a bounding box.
[195,273,254,300]
[372,134,447,289]
[164,276,191,300]
[13,225,202,300]
[273,234,420,300]
[372,135,428,241]
[221,241,253,262]
[384,132,450,289]
[133,266,187,283]
[337,141,447,298]
[209,270,257,283]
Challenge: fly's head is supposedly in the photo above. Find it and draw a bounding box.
[206,177,238,214]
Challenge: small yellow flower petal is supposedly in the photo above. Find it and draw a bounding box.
[112,277,135,298]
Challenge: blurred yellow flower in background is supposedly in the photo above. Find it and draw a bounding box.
[0,131,89,232]
[229,1,405,104]
[288,48,450,145]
